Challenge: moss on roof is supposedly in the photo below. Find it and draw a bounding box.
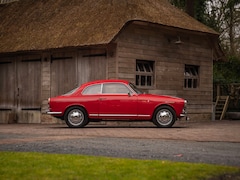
[0,0,218,53]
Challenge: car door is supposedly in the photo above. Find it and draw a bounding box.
[81,83,102,118]
[99,83,138,119]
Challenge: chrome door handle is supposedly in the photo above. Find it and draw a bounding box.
[99,98,107,101]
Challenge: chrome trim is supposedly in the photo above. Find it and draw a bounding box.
[89,114,98,116]
[47,111,62,115]
[180,113,187,117]
[89,114,150,117]
[180,114,189,121]
[99,114,137,117]
[138,115,151,117]
[180,99,189,120]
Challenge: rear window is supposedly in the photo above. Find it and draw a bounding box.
[82,84,101,95]
[64,87,78,95]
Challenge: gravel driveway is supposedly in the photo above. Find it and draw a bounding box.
[0,120,240,167]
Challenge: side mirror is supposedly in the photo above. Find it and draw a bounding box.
[128,92,132,97]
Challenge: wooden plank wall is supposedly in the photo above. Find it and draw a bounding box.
[0,54,42,123]
[78,48,107,84]
[49,49,107,97]
[50,51,77,97]
[0,47,108,124]
[114,23,213,120]
[0,56,15,123]
[43,48,107,123]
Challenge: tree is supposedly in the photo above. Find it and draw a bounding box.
[213,56,240,84]
[169,0,207,23]
[170,0,240,57]
[205,0,240,56]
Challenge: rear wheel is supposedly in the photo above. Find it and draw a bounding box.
[64,106,88,128]
[152,106,176,128]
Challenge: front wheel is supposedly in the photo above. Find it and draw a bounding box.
[152,106,176,128]
[64,107,89,128]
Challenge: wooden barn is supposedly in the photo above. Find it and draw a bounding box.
[0,0,224,124]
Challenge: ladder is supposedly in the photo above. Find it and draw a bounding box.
[215,96,230,120]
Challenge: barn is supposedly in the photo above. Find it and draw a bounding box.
[0,0,224,124]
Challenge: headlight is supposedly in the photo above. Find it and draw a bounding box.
[184,100,187,107]
[182,100,187,114]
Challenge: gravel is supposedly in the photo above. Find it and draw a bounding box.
[1,137,239,167]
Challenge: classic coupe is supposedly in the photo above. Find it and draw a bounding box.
[47,79,187,128]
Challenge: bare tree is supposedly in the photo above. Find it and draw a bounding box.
[206,0,240,56]
[186,0,195,17]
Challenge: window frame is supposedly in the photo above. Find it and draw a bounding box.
[184,64,200,89]
[135,60,155,88]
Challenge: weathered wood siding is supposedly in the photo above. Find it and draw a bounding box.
[43,48,107,123]
[113,23,213,121]
[78,48,107,84]
[0,48,107,124]
[0,56,15,123]
[50,51,77,97]
[0,54,42,123]
[17,55,42,123]
[0,21,215,123]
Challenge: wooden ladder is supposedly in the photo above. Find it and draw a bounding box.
[215,96,230,120]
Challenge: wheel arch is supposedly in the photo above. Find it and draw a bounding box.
[152,104,176,118]
[63,104,89,118]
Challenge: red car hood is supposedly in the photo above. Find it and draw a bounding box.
[138,94,184,102]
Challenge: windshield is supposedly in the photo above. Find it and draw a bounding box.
[63,87,78,95]
[129,83,143,94]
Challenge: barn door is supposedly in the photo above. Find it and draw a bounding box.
[77,49,107,85]
[17,56,42,123]
[0,55,41,123]
[50,52,77,97]
[0,58,15,123]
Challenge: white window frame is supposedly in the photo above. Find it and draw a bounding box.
[184,65,199,89]
[136,60,154,88]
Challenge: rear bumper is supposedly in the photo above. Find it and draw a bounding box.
[46,111,62,115]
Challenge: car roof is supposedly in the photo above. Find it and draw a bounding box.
[81,79,130,88]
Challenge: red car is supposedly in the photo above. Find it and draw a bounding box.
[47,79,187,128]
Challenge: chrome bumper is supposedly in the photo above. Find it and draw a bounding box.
[180,113,189,121]
[180,99,189,120]
[46,111,62,115]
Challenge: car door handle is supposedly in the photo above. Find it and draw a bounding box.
[99,98,107,101]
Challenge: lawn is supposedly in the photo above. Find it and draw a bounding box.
[0,151,239,180]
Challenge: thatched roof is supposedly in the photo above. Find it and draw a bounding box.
[0,0,218,53]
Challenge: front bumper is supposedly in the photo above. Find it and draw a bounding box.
[180,113,189,121]
[179,99,189,120]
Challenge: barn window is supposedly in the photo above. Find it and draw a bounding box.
[136,60,154,87]
[184,65,199,89]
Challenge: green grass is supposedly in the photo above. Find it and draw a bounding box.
[0,151,239,180]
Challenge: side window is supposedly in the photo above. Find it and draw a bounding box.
[184,65,199,89]
[82,84,101,95]
[136,60,154,87]
[102,83,130,94]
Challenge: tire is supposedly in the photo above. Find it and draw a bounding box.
[64,106,89,128]
[152,106,176,128]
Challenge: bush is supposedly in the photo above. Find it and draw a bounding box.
[213,56,240,84]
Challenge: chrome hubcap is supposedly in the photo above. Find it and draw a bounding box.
[156,109,173,125]
[68,109,84,126]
